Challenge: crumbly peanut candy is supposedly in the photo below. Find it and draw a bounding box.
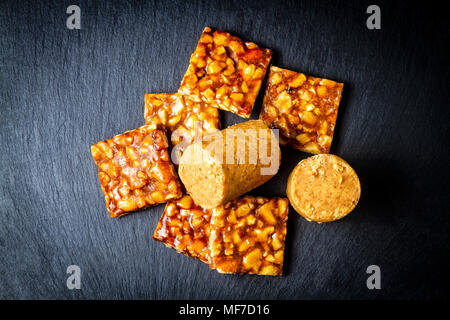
[153,194,211,263]
[145,93,220,158]
[179,27,273,118]
[91,126,183,217]
[208,196,289,275]
[260,66,344,154]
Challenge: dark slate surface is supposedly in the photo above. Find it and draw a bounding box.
[1,0,449,300]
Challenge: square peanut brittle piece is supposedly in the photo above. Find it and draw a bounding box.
[91,126,183,217]
[145,93,220,162]
[178,27,273,118]
[208,196,289,275]
[260,66,344,154]
[153,195,211,263]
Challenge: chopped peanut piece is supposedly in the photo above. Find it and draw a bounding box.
[260,66,343,154]
[208,196,289,275]
[177,195,193,209]
[179,27,272,118]
[239,239,252,252]
[289,73,306,88]
[91,126,183,217]
[243,248,263,271]
[260,265,278,275]
[236,203,252,217]
[258,202,277,225]
[153,194,211,263]
[151,191,164,203]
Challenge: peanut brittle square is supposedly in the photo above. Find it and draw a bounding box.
[91,126,183,217]
[208,196,289,275]
[178,27,272,118]
[144,93,220,162]
[260,66,344,154]
[153,194,211,263]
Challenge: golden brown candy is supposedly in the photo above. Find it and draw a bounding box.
[91,126,183,217]
[179,27,272,118]
[208,196,289,275]
[145,93,220,161]
[260,66,344,154]
[153,194,211,263]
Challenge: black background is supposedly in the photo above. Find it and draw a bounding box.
[1,0,449,300]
